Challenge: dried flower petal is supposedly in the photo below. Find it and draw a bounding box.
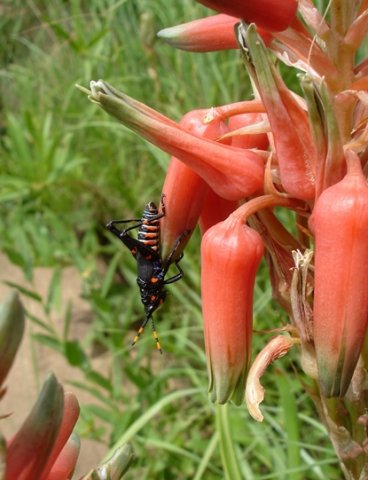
[245,335,297,421]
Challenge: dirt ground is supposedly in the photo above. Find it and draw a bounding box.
[0,253,110,478]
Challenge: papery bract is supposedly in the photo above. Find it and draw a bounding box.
[201,215,264,405]
[195,0,297,32]
[310,151,368,397]
[245,335,297,421]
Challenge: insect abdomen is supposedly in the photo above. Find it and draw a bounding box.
[137,202,161,252]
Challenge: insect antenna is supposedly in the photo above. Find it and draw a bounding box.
[131,315,150,348]
[151,317,163,354]
[131,314,163,354]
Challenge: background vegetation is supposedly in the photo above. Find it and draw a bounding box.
[1,1,340,478]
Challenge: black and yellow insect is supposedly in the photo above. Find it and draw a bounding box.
[106,197,188,353]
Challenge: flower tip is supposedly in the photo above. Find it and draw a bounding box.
[158,14,238,52]
[156,25,188,50]
[157,25,180,40]
[90,80,106,98]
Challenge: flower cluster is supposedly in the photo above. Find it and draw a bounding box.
[82,1,368,476]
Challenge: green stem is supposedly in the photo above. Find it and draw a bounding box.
[216,404,243,480]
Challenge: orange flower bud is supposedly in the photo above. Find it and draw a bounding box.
[161,108,229,260]
[310,151,368,397]
[201,215,264,404]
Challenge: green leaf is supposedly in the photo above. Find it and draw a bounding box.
[64,340,89,367]
[32,334,62,353]
[3,282,42,302]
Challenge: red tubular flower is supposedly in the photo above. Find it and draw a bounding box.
[310,151,368,397]
[196,0,297,32]
[157,14,238,52]
[86,81,265,201]
[201,215,264,405]
[161,108,229,259]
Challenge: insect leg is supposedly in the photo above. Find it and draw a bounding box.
[164,255,184,284]
[163,229,191,275]
[106,219,142,239]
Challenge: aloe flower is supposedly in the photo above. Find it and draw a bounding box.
[195,0,298,32]
[84,81,265,201]
[201,215,264,405]
[310,151,368,397]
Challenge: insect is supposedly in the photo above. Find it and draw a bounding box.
[106,196,189,353]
